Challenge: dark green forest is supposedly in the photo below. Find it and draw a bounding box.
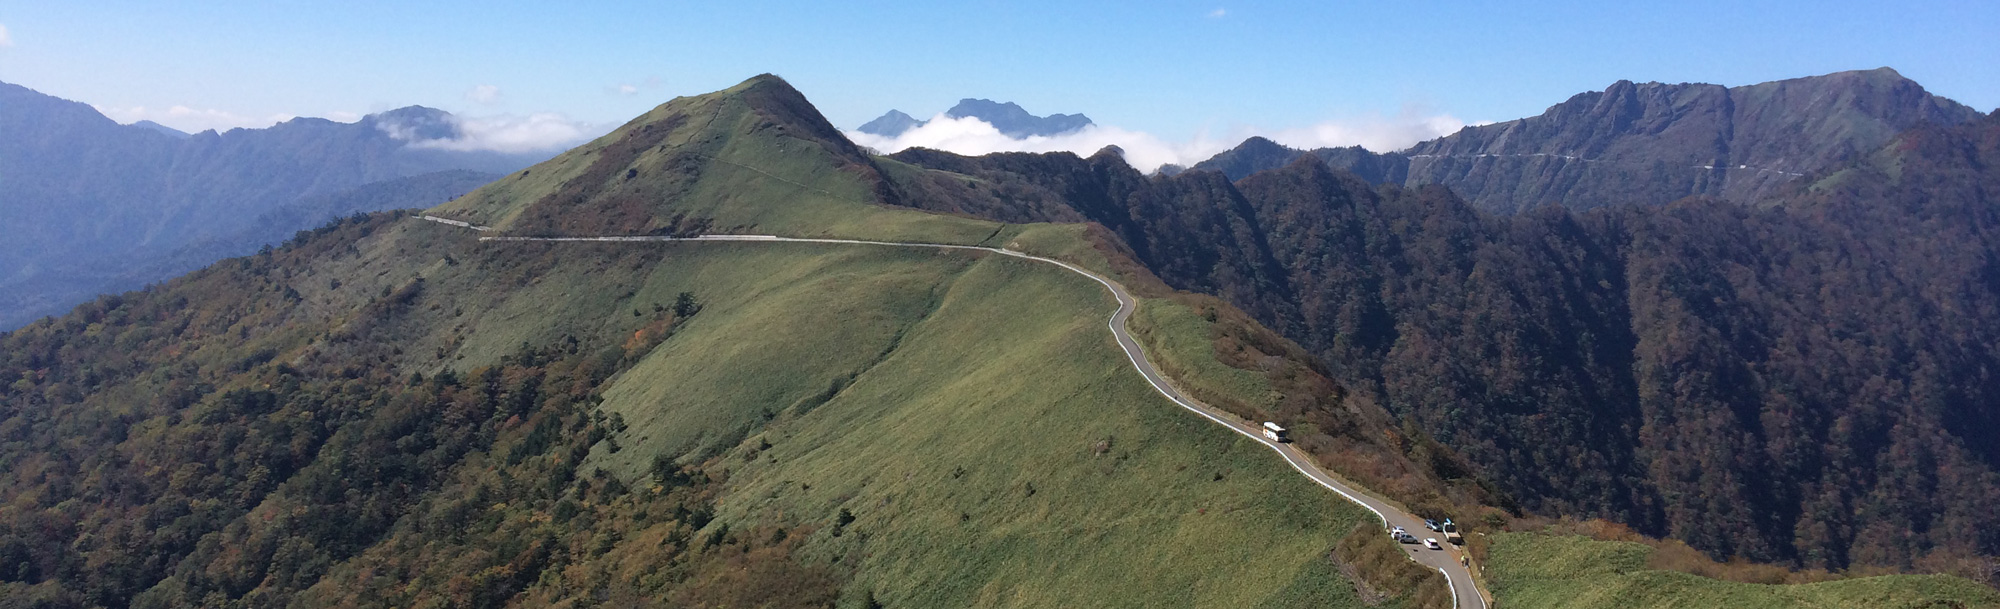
[885,112,2000,575]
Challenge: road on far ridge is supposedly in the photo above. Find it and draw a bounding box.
[422,217,1489,608]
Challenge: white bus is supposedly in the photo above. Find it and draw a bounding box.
[1262,422,1289,443]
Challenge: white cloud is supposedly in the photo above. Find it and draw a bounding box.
[1266,107,1468,154]
[0,23,13,47]
[1207,8,1228,18]
[466,84,502,104]
[391,112,608,154]
[608,76,664,97]
[92,104,298,133]
[848,114,1221,175]
[845,110,1466,174]
[95,101,594,154]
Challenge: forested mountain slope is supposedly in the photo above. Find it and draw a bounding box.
[0,82,538,330]
[882,109,2000,576]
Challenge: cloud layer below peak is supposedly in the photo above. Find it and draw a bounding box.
[845,110,1468,174]
[392,113,608,155]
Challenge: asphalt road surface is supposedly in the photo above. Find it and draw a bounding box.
[424,217,1489,608]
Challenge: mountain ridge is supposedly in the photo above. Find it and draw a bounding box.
[0,81,550,329]
[855,98,1094,138]
[1190,68,1981,215]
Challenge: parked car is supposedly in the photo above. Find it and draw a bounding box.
[1425,538,1442,550]
[1424,519,1442,531]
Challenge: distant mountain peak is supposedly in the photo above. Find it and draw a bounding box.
[854,99,1093,139]
[365,106,460,142]
[945,98,1093,138]
[129,120,190,139]
[857,110,924,137]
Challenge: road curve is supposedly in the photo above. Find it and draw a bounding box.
[429,218,1489,608]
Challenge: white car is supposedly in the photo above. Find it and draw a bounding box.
[1425,538,1442,550]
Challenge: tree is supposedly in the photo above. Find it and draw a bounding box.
[673,292,701,318]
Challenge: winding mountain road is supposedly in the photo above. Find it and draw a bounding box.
[422,216,1489,608]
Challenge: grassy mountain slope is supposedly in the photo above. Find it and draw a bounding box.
[1487,534,1998,609]
[0,204,1398,607]
[430,75,1006,246]
[0,74,1445,608]
[565,240,1380,607]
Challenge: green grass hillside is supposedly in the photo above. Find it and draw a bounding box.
[0,206,1408,607]
[1486,533,2000,609]
[0,65,1429,604]
[427,75,1012,247]
[508,237,1379,607]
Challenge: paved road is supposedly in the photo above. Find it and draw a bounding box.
[425,217,1489,608]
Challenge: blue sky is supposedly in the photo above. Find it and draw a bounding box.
[1,0,1994,165]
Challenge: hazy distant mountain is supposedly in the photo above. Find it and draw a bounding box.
[855,99,1093,138]
[129,120,189,139]
[1190,69,1981,216]
[856,109,925,137]
[945,99,1092,137]
[0,81,544,329]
